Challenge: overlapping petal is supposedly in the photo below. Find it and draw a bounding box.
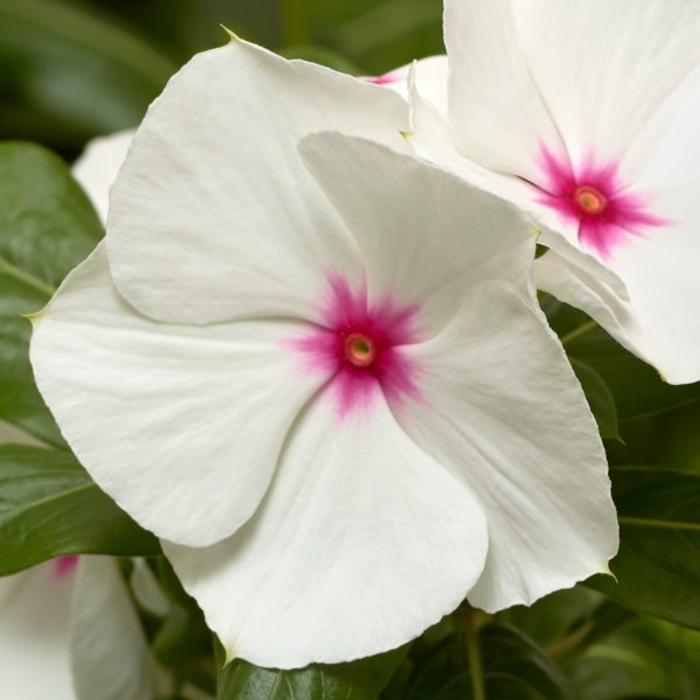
[164,392,488,669]
[513,0,700,176]
[299,133,536,338]
[71,557,154,700]
[71,130,133,224]
[107,36,409,326]
[395,288,618,610]
[30,244,327,546]
[416,0,700,383]
[0,556,154,700]
[444,0,563,181]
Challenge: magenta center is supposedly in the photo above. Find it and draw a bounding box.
[343,332,377,368]
[533,145,667,260]
[573,185,607,216]
[288,274,424,418]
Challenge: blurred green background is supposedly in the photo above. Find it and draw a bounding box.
[0,0,444,159]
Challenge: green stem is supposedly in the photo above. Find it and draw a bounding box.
[465,611,486,700]
[560,319,597,347]
[0,255,56,296]
[281,0,309,46]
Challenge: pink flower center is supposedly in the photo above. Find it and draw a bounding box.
[572,185,607,216]
[288,273,423,418]
[533,145,668,260]
[343,332,376,368]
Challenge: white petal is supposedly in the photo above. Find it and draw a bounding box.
[300,133,537,336]
[30,244,327,546]
[71,130,134,224]
[372,56,450,120]
[612,84,700,384]
[108,37,409,326]
[513,0,700,177]
[443,0,562,181]
[537,83,700,384]
[406,82,545,211]
[164,394,488,669]
[0,562,75,700]
[71,557,154,700]
[130,559,169,617]
[534,249,643,354]
[395,288,618,611]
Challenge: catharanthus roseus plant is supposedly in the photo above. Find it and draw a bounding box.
[28,35,617,672]
[406,0,700,384]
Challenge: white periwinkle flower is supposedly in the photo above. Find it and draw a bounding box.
[0,557,154,700]
[30,37,617,669]
[407,0,700,383]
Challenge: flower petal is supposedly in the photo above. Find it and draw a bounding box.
[376,55,450,119]
[30,244,327,546]
[534,250,642,356]
[108,37,409,326]
[513,0,700,177]
[300,133,537,337]
[395,286,618,611]
[163,393,488,669]
[0,562,75,700]
[537,86,700,384]
[443,0,562,181]
[71,130,134,224]
[70,557,154,700]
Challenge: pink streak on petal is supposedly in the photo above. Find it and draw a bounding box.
[52,555,79,580]
[288,273,424,420]
[533,144,669,261]
[362,68,407,86]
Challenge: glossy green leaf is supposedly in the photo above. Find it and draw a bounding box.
[0,141,103,445]
[569,358,619,439]
[0,444,160,574]
[545,297,700,421]
[152,558,215,696]
[0,0,176,150]
[571,616,700,700]
[587,466,700,630]
[217,646,407,700]
[383,622,571,700]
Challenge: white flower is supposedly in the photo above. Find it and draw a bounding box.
[406,0,700,383]
[72,130,134,224]
[0,557,154,700]
[30,37,617,669]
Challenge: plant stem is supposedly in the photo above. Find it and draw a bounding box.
[560,319,597,347]
[465,611,486,700]
[281,0,309,47]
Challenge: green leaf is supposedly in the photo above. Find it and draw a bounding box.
[587,466,700,630]
[384,622,571,700]
[217,646,407,700]
[569,358,619,439]
[570,616,700,700]
[0,444,160,574]
[152,558,215,695]
[323,0,443,74]
[481,624,573,700]
[0,0,176,149]
[0,141,103,445]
